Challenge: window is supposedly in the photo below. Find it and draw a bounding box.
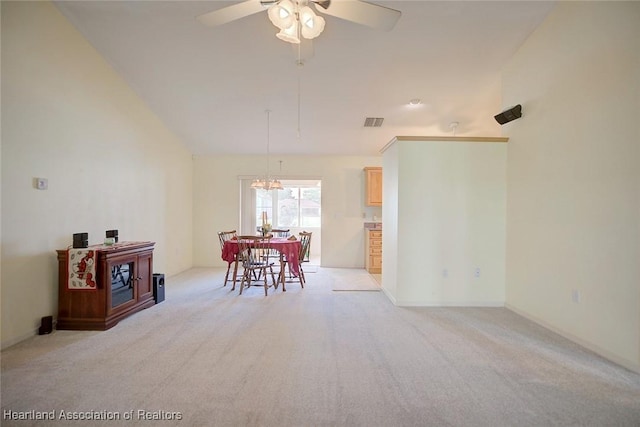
[255,181,321,228]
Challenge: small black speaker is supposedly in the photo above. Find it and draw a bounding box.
[494,104,522,125]
[73,233,88,248]
[106,229,119,243]
[39,316,53,335]
[153,273,165,304]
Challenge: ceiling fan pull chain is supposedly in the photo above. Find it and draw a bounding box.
[297,64,302,139]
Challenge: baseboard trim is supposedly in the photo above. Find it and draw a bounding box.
[505,303,640,375]
[379,287,504,307]
[394,300,504,307]
[1,327,40,350]
[381,287,397,305]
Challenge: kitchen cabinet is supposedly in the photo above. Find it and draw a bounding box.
[364,167,382,207]
[365,229,382,274]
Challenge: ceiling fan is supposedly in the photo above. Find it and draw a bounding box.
[197,0,402,45]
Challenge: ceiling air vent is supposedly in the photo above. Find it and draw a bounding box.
[364,117,384,127]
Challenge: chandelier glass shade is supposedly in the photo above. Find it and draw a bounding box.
[250,178,283,190]
[268,0,325,44]
[251,110,282,191]
[276,21,300,44]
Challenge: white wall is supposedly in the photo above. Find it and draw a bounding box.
[382,138,507,306]
[381,145,399,298]
[1,1,194,348]
[193,155,382,269]
[503,2,640,372]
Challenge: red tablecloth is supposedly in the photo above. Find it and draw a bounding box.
[222,237,302,277]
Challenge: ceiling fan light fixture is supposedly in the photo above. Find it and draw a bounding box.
[300,7,325,39]
[276,21,300,44]
[268,0,295,30]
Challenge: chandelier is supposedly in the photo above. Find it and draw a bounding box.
[251,110,283,191]
[267,0,325,44]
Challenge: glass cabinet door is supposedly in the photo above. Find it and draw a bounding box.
[111,262,134,308]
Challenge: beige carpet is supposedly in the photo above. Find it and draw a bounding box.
[329,268,381,291]
[2,267,640,426]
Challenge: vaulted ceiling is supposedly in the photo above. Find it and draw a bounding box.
[54,1,555,156]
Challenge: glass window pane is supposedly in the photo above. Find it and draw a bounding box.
[256,189,273,226]
[278,187,299,227]
[300,187,321,227]
[253,182,321,230]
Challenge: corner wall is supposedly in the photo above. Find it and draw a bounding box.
[503,2,640,371]
[1,1,194,348]
[382,138,507,306]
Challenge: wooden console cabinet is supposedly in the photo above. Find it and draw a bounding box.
[57,241,155,330]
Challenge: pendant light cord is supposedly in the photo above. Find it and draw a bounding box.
[266,109,271,179]
[296,29,302,139]
[297,69,301,138]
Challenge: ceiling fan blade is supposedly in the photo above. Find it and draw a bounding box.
[197,0,269,27]
[292,38,315,63]
[314,0,401,31]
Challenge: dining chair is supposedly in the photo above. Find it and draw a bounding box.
[217,229,237,286]
[236,236,278,296]
[279,231,312,289]
[297,231,312,285]
[263,228,290,271]
[270,229,290,237]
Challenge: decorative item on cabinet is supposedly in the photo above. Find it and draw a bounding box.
[56,241,155,330]
[364,167,382,207]
[105,229,119,243]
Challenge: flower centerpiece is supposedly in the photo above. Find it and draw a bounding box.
[262,223,272,236]
[261,211,272,236]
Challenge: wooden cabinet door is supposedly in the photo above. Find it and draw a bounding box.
[136,250,153,303]
[365,229,382,273]
[107,258,136,314]
[369,254,382,270]
[364,167,382,206]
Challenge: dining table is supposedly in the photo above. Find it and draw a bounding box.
[221,237,302,292]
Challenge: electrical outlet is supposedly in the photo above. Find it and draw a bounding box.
[35,177,48,190]
[571,289,581,303]
[474,267,480,278]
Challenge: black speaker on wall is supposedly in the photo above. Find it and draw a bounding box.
[153,273,165,304]
[494,104,522,125]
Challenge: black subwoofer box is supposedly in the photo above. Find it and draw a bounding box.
[153,273,165,304]
[39,315,53,335]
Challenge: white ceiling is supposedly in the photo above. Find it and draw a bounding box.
[53,1,555,156]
